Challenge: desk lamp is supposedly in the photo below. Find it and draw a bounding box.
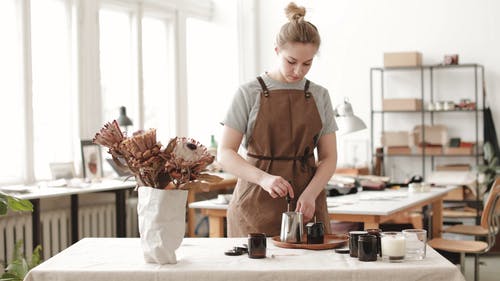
[330,99,368,196]
[117,106,133,134]
[335,99,366,135]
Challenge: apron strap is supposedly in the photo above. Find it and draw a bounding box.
[304,80,311,99]
[257,76,311,98]
[256,76,270,97]
[247,147,313,169]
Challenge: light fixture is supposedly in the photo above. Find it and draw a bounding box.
[335,98,367,135]
[117,106,133,132]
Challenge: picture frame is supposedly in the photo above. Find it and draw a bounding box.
[80,140,103,179]
[49,162,76,179]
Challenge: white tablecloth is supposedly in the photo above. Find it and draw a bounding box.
[24,238,465,281]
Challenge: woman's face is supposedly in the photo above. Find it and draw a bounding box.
[275,42,317,83]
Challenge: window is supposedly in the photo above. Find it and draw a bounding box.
[0,0,77,183]
[186,6,239,146]
[142,15,175,142]
[99,8,137,130]
[31,0,77,180]
[0,0,24,184]
[0,0,222,185]
[99,6,176,142]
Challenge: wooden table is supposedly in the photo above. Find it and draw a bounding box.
[189,186,460,238]
[24,237,465,281]
[4,179,136,248]
[189,199,229,237]
[326,186,459,238]
[186,172,237,237]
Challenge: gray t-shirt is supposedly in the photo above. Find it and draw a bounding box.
[223,73,338,148]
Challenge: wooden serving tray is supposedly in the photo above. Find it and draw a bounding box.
[271,234,348,250]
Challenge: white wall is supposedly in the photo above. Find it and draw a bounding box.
[255,0,500,168]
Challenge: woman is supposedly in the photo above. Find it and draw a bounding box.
[219,2,338,237]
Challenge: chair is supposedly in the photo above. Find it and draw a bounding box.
[428,179,500,281]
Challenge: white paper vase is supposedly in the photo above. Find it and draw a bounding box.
[137,186,188,264]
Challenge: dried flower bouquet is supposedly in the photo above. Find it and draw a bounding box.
[93,120,222,190]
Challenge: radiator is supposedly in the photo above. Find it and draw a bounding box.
[0,212,33,265]
[0,199,138,266]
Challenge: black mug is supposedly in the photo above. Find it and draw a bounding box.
[248,233,267,259]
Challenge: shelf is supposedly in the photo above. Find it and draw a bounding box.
[373,153,483,158]
[372,109,483,114]
[370,62,484,189]
[371,63,483,71]
[370,62,485,220]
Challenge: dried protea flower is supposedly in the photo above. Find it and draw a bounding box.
[93,120,223,190]
[164,137,215,187]
[93,120,125,159]
[121,129,167,188]
[120,129,161,160]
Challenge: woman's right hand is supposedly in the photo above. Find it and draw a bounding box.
[259,175,294,199]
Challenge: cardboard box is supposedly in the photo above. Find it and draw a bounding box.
[381,131,410,147]
[383,98,422,111]
[386,146,412,155]
[413,125,448,146]
[436,164,471,171]
[335,167,370,176]
[384,51,422,67]
[443,187,464,200]
[415,146,443,155]
[444,146,474,155]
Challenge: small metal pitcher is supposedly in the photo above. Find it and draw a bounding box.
[280,211,303,243]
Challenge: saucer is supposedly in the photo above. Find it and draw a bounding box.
[271,234,348,250]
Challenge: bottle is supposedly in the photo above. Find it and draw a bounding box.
[208,135,218,159]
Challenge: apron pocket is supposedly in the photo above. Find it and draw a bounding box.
[236,183,255,204]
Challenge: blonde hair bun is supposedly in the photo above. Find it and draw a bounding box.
[276,2,320,48]
[285,2,306,22]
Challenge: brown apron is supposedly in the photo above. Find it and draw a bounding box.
[227,76,331,237]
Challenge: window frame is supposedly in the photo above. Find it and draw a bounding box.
[1,0,213,185]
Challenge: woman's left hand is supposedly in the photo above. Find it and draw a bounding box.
[295,192,316,222]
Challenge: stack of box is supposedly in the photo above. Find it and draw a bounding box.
[383,51,422,67]
[413,125,447,155]
[382,98,423,111]
[381,131,412,155]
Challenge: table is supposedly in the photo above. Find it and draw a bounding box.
[4,179,136,248]
[24,237,465,281]
[186,172,236,237]
[327,186,458,238]
[189,186,460,238]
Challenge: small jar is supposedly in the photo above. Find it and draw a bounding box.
[349,231,368,257]
[306,222,324,244]
[408,183,422,193]
[358,234,378,262]
[366,228,382,257]
[434,101,444,111]
[248,233,267,259]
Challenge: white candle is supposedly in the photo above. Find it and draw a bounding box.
[381,235,406,257]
